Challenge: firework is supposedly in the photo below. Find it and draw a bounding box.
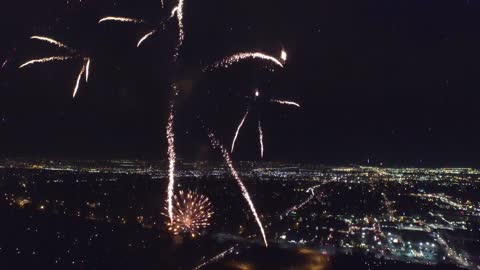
[281,49,287,62]
[166,190,214,237]
[30,36,72,50]
[258,119,264,158]
[19,56,73,69]
[166,84,179,224]
[206,51,284,71]
[231,108,249,153]
[193,246,237,270]
[270,99,301,108]
[85,58,91,82]
[19,36,91,98]
[137,30,156,48]
[73,62,86,98]
[98,16,145,24]
[170,0,184,59]
[99,1,183,55]
[230,90,301,158]
[206,127,268,247]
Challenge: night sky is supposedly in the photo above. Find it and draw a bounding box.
[0,0,480,166]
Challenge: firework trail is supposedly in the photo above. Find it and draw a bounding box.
[193,245,237,270]
[85,58,91,82]
[258,120,264,158]
[30,36,72,50]
[231,108,249,153]
[205,127,268,247]
[137,30,156,47]
[19,56,73,69]
[165,190,214,237]
[206,52,284,71]
[98,16,145,24]
[166,84,179,224]
[170,0,184,59]
[270,99,301,108]
[73,62,86,98]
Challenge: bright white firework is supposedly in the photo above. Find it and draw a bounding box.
[85,58,91,82]
[73,63,86,98]
[281,49,287,62]
[137,30,156,48]
[231,108,249,153]
[207,52,284,71]
[98,16,145,24]
[206,129,268,247]
[19,56,73,69]
[193,246,237,270]
[258,120,264,158]
[30,36,72,50]
[166,84,179,224]
[270,99,301,108]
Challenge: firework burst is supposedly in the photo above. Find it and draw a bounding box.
[19,36,91,98]
[165,190,214,238]
[230,89,301,158]
[99,0,184,52]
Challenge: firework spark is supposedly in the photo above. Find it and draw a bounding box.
[137,30,156,47]
[166,84,179,224]
[270,99,301,108]
[1,59,8,69]
[73,63,86,98]
[165,190,214,237]
[231,108,249,153]
[98,16,145,24]
[206,128,268,247]
[258,120,264,158]
[193,246,237,270]
[30,36,72,50]
[207,52,284,71]
[19,56,73,69]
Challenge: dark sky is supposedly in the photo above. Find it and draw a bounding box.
[0,0,480,167]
